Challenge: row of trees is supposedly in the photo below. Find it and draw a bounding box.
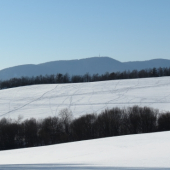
[1,67,170,89]
[0,106,170,151]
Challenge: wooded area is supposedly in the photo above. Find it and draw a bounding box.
[1,66,170,89]
[0,106,170,151]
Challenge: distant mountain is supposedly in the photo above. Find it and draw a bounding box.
[0,57,170,81]
[124,59,170,71]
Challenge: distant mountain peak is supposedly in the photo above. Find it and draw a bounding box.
[0,57,170,81]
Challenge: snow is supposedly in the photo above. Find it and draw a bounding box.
[0,131,170,169]
[0,77,170,169]
[0,77,170,120]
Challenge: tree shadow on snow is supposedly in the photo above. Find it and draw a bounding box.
[0,164,169,170]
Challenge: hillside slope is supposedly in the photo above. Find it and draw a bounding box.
[0,131,170,169]
[0,76,170,120]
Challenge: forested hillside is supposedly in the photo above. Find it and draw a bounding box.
[1,66,170,89]
[1,57,170,81]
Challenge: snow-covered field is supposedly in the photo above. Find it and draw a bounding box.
[0,131,170,169]
[0,77,170,120]
[0,77,170,169]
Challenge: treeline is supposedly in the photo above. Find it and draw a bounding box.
[0,106,170,151]
[1,66,170,89]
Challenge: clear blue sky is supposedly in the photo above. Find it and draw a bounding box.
[0,0,170,70]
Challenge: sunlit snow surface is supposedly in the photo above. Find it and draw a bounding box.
[0,132,170,169]
[0,77,170,120]
[1,77,170,169]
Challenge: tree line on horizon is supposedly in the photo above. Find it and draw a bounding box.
[0,66,170,89]
[0,106,170,151]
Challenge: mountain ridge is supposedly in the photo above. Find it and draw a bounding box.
[0,57,170,80]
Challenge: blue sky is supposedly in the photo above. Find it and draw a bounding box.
[0,0,170,70]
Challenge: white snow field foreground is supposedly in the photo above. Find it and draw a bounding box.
[0,131,170,169]
[0,76,170,120]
